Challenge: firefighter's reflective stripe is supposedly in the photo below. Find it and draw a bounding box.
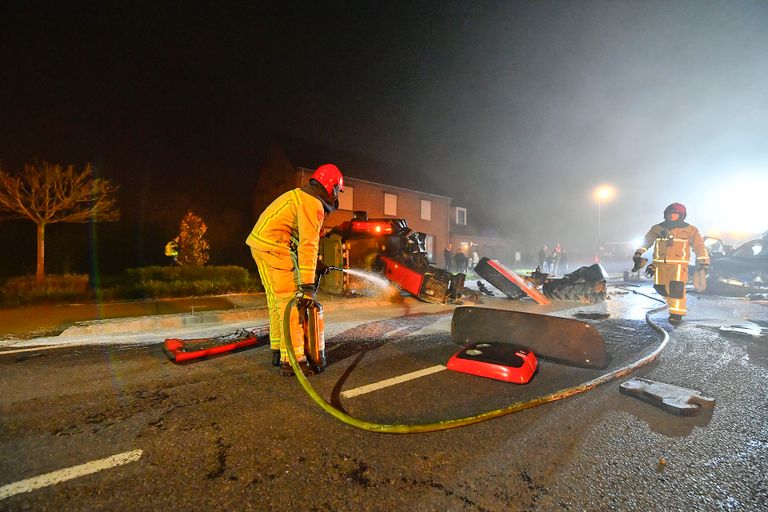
[251,248,306,362]
[292,189,324,284]
[640,221,706,318]
[246,191,295,252]
[246,188,323,285]
[253,257,282,350]
[669,299,686,314]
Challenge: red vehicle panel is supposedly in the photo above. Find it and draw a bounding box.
[380,255,424,296]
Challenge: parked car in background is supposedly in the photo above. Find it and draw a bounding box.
[704,232,768,296]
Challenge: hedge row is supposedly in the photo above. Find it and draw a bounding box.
[0,266,263,307]
[0,274,91,307]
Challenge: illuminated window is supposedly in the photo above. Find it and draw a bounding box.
[456,207,467,225]
[384,192,397,216]
[420,199,432,221]
[338,186,354,211]
[425,234,434,261]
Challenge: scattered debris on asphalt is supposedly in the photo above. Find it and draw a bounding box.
[717,324,768,338]
[620,377,715,416]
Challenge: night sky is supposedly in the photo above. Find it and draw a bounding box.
[1,1,767,275]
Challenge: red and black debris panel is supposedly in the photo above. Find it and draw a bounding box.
[474,257,551,304]
[451,306,609,369]
[447,342,538,384]
[163,326,269,362]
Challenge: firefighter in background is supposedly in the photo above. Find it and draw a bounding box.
[632,203,709,325]
[164,237,179,264]
[246,164,343,375]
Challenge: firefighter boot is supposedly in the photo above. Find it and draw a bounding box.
[669,314,683,325]
[271,349,281,367]
[280,360,318,377]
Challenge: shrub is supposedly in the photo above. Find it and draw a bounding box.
[0,274,91,307]
[0,266,263,306]
[118,265,261,299]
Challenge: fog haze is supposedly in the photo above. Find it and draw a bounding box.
[1,0,766,269]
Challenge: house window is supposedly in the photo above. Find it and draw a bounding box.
[420,199,432,221]
[425,234,435,261]
[384,192,397,216]
[338,185,354,211]
[456,207,467,225]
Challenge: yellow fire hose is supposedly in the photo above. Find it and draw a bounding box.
[283,293,670,434]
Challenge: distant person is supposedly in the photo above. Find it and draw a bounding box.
[551,243,562,274]
[560,248,569,273]
[453,250,466,274]
[246,163,343,375]
[545,251,555,274]
[538,245,548,272]
[471,250,480,272]
[164,237,179,265]
[444,244,452,271]
[632,203,709,325]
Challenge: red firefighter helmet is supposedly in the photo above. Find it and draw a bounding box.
[311,164,344,200]
[664,202,687,221]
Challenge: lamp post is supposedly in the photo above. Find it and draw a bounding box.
[593,185,616,242]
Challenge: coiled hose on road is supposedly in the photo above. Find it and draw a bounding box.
[283,290,670,434]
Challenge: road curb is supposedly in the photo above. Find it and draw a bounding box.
[58,297,398,337]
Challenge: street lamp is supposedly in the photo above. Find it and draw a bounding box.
[593,185,616,241]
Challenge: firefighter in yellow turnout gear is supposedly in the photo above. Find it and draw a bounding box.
[633,203,709,325]
[246,164,344,375]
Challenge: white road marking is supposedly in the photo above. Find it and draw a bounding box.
[341,365,447,399]
[0,449,143,500]
[0,345,70,356]
[383,326,411,338]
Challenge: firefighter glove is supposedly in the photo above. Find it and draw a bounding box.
[315,260,330,277]
[698,262,710,271]
[631,256,648,273]
[645,264,656,278]
[296,283,317,304]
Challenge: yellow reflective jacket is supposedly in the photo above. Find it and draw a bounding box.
[246,188,324,285]
[639,222,709,266]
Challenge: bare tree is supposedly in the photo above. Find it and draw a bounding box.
[0,162,119,284]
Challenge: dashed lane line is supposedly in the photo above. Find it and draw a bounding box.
[340,365,447,399]
[0,449,143,500]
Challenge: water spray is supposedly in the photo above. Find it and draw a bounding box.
[339,267,393,290]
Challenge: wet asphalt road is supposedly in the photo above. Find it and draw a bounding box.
[0,286,766,511]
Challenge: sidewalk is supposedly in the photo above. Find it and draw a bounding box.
[0,291,395,342]
[0,274,661,344]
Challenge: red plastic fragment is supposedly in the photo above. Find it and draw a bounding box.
[163,332,263,362]
[447,342,538,384]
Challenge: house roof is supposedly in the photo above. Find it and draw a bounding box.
[269,134,453,199]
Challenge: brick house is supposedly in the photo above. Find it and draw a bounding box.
[252,137,518,266]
